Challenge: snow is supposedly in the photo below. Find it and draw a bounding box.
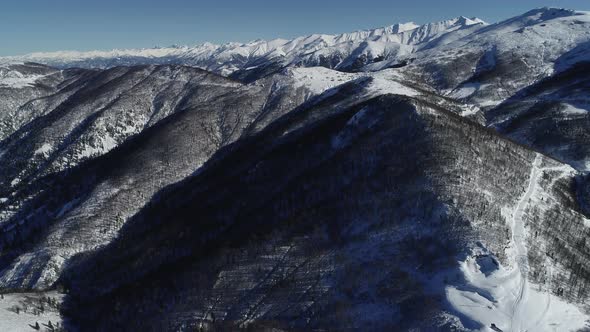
[77,134,118,159]
[331,106,374,149]
[560,103,588,116]
[391,7,590,110]
[460,105,481,117]
[390,22,420,33]
[451,86,478,99]
[366,69,419,97]
[0,291,63,332]
[288,67,359,95]
[0,8,588,330]
[34,143,53,156]
[0,15,488,76]
[0,69,45,89]
[449,83,489,100]
[446,155,589,331]
[446,261,588,332]
[55,198,80,218]
[287,67,418,100]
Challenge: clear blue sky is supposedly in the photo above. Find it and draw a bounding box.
[1,0,589,56]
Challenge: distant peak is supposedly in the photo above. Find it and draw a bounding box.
[520,7,578,20]
[415,15,487,31]
[536,6,576,13]
[390,22,420,33]
[455,16,487,26]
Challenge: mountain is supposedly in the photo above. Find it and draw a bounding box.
[1,62,449,292]
[60,93,590,331]
[0,63,352,289]
[395,8,590,104]
[0,7,590,332]
[488,62,590,171]
[0,16,486,77]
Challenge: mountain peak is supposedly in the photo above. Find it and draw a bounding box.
[390,22,420,33]
[519,7,579,22]
[458,16,486,25]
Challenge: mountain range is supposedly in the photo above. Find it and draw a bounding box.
[0,7,589,332]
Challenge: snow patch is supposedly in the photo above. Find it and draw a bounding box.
[446,261,588,332]
[288,67,359,95]
[366,69,419,97]
[390,22,420,33]
[450,83,487,99]
[78,135,118,159]
[0,67,46,88]
[0,291,63,332]
[34,143,52,156]
[560,103,587,116]
[460,105,481,117]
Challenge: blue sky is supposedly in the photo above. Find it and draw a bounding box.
[1,0,589,56]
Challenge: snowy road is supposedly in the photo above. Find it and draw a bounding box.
[509,154,541,332]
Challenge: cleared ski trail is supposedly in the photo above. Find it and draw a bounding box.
[509,154,541,332]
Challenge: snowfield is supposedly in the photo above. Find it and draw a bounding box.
[0,291,63,332]
[0,66,48,89]
[285,67,421,101]
[287,67,359,95]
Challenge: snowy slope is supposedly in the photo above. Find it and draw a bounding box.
[406,8,590,108]
[0,64,350,290]
[0,7,589,332]
[58,94,590,331]
[0,65,50,88]
[0,291,63,332]
[446,155,588,331]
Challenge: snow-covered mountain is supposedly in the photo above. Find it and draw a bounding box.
[1,16,486,76]
[1,7,590,332]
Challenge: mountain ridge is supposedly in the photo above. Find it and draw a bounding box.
[0,7,589,331]
[0,15,489,76]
